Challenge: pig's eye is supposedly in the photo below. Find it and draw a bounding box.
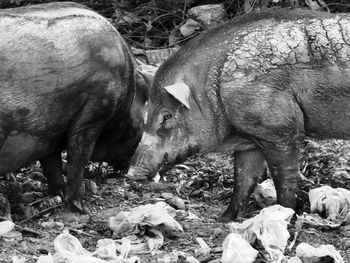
[163,113,172,121]
[159,112,174,135]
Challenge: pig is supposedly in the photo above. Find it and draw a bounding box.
[0,2,149,211]
[127,8,350,221]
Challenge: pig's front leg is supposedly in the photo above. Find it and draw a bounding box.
[220,148,266,222]
[40,152,64,197]
[261,141,301,210]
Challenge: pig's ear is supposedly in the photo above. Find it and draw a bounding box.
[164,82,191,109]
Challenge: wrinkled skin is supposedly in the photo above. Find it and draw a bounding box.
[0,2,149,211]
[128,9,350,221]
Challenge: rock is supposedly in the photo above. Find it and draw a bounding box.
[169,197,187,210]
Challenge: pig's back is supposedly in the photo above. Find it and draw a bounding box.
[0,2,134,171]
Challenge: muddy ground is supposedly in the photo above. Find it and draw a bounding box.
[0,139,350,262]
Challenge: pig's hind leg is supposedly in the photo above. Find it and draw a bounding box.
[64,88,117,212]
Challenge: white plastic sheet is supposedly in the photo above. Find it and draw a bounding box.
[221,233,258,263]
[229,205,294,263]
[295,243,344,263]
[253,179,277,207]
[109,202,183,238]
[0,220,15,236]
[309,186,350,221]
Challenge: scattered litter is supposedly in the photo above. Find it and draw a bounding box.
[210,228,223,241]
[175,210,188,219]
[179,4,227,38]
[194,237,211,258]
[41,220,64,231]
[0,220,14,236]
[54,231,90,255]
[82,179,98,195]
[36,196,62,210]
[1,230,22,242]
[174,164,191,170]
[108,202,183,254]
[189,4,227,26]
[156,251,179,263]
[184,256,200,263]
[185,211,201,221]
[161,192,174,200]
[180,19,200,37]
[294,243,344,263]
[36,254,54,263]
[221,233,258,263]
[309,186,350,221]
[168,197,187,210]
[0,220,21,242]
[229,205,294,263]
[156,250,201,263]
[95,238,118,259]
[37,230,141,263]
[288,216,303,250]
[253,179,277,207]
[297,213,342,230]
[12,256,26,263]
[109,201,182,238]
[153,172,161,183]
[286,257,302,263]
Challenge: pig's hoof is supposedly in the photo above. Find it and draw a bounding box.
[218,214,234,223]
[68,200,90,214]
[49,188,64,198]
[219,209,240,222]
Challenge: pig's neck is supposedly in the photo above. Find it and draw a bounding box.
[184,57,235,153]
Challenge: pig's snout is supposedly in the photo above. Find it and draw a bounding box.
[126,166,151,181]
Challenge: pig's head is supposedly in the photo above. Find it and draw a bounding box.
[127,70,230,181]
[91,67,152,170]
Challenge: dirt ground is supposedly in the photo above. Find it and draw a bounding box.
[0,139,350,263]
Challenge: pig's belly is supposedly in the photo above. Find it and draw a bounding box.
[0,132,54,173]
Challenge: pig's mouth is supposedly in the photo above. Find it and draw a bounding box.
[127,143,201,182]
[159,143,201,174]
[126,165,153,182]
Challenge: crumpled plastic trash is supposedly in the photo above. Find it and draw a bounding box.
[54,232,91,256]
[36,254,55,263]
[189,4,227,26]
[109,202,183,238]
[229,205,294,263]
[221,233,259,263]
[37,231,140,263]
[95,239,118,259]
[41,220,65,231]
[12,256,26,263]
[194,237,211,258]
[292,243,344,263]
[297,213,342,230]
[108,202,182,254]
[253,179,277,207]
[156,250,201,263]
[0,220,15,236]
[309,186,350,221]
[180,4,227,37]
[286,257,302,263]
